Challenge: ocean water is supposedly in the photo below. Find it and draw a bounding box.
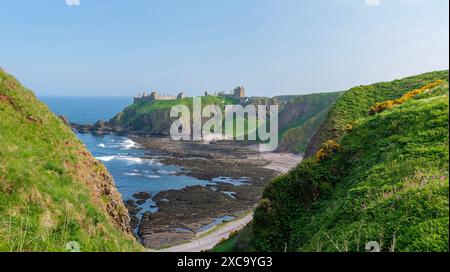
[76,133,211,222]
[41,96,132,124]
[40,96,214,230]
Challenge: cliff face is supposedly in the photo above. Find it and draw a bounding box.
[108,97,236,136]
[0,68,141,251]
[276,92,342,153]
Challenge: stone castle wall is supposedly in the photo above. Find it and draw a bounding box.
[134,91,184,103]
[134,86,245,104]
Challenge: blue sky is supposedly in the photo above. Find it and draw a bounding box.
[0,0,448,97]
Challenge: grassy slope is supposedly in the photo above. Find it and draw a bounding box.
[278,92,342,136]
[0,69,142,252]
[278,103,334,153]
[215,71,449,252]
[111,96,236,127]
[305,70,449,157]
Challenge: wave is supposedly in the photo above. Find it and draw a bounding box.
[120,156,143,164]
[97,143,106,148]
[157,170,177,175]
[120,139,139,150]
[96,156,115,162]
[104,138,140,150]
[146,175,161,179]
[96,155,159,165]
[124,172,142,176]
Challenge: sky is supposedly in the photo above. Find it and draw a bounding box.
[0,0,448,97]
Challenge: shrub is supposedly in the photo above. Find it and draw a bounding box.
[369,80,443,115]
[316,140,340,161]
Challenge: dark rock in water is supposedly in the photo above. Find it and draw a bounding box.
[124,199,142,230]
[70,120,126,135]
[136,199,146,205]
[70,123,93,133]
[133,192,152,201]
[124,199,142,215]
[133,192,151,205]
[92,120,107,130]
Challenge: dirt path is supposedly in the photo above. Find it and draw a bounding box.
[153,213,253,252]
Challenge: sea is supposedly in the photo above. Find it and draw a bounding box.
[40,96,235,232]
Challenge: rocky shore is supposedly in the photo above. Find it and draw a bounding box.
[71,122,301,249]
[71,120,125,135]
[131,136,283,249]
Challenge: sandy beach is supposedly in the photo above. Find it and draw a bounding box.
[254,152,303,174]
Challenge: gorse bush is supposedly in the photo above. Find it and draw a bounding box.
[315,140,340,162]
[369,80,443,115]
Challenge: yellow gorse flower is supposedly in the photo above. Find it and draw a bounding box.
[369,80,443,115]
[316,140,340,162]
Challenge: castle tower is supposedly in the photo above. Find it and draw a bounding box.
[177,92,185,99]
[234,86,246,98]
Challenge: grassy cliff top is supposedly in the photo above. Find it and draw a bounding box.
[110,96,236,126]
[0,68,142,251]
[110,91,341,153]
[305,70,449,157]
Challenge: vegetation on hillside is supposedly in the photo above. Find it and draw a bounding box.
[111,96,236,128]
[277,103,333,153]
[305,70,449,157]
[277,92,342,153]
[0,68,142,252]
[215,71,449,252]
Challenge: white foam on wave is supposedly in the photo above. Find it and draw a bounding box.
[106,139,139,150]
[120,139,140,150]
[96,155,159,165]
[120,156,143,163]
[146,175,161,179]
[97,143,106,148]
[96,156,115,162]
[124,172,142,176]
[157,170,177,175]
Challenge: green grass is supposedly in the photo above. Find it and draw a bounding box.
[111,96,237,127]
[305,70,449,157]
[278,92,342,137]
[211,224,256,252]
[278,103,333,153]
[0,68,142,252]
[217,71,449,252]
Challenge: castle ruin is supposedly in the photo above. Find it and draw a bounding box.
[134,86,246,104]
[205,86,246,98]
[134,91,185,104]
